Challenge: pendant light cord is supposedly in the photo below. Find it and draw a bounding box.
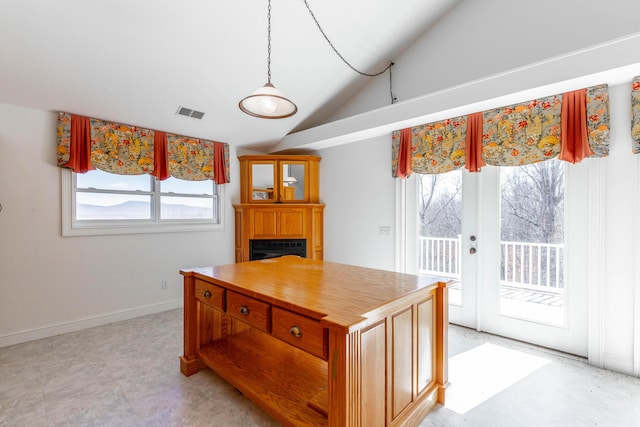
[302,0,396,103]
[389,62,396,104]
[266,0,272,84]
[302,0,392,77]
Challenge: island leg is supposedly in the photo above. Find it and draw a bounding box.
[180,272,200,376]
[436,281,449,404]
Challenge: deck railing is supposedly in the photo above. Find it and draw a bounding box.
[418,237,564,293]
[418,236,462,279]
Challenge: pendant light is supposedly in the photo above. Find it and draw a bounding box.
[239,0,297,119]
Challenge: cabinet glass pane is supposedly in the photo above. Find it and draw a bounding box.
[252,163,274,200]
[282,163,305,201]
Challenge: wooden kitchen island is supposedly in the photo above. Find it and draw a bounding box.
[180,256,449,426]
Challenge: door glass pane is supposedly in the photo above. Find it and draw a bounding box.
[417,171,462,305]
[499,160,565,326]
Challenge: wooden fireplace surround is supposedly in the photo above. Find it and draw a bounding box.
[233,155,324,262]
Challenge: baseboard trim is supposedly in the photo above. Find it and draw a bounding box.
[0,299,183,348]
[603,352,635,376]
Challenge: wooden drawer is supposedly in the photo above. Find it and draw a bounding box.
[226,291,271,332]
[272,307,327,360]
[195,279,225,310]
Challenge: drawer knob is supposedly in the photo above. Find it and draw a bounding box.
[239,305,250,315]
[203,290,211,298]
[289,325,302,338]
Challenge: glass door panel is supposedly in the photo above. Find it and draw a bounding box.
[416,169,478,328]
[499,160,565,326]
[417,171,462,303]
[413,159,587,355]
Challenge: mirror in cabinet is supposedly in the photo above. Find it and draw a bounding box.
[251,163,275,201]
[281,162,305,201]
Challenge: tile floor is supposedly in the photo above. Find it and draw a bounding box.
[1,309,638,426]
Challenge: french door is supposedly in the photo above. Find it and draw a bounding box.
[410,160,589,356]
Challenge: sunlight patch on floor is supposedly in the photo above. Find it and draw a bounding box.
[445,342,550,414]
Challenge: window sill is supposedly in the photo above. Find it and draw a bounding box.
[62,221,225,237]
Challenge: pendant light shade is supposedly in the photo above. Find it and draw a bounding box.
[239,0,297,119]
[239,82,297,119]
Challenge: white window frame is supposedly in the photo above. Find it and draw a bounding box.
[61,169,224,236]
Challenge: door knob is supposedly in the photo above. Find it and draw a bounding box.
[470,247,477,255]
[470,235,477,242]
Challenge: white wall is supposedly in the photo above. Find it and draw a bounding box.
[328,0,640,122]
[319,136,396,270]
[0,103,238,346]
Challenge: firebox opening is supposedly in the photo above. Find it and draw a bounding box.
[249,239,307,261]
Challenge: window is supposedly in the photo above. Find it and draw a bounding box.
[62,169,223,236]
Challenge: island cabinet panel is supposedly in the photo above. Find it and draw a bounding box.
[360,321,387,427]
[180,257,449,426]
[391,307,415,419]
[417,297,435,393]
[197,303,220,347]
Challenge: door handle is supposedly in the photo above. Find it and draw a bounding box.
[470,247,477,255]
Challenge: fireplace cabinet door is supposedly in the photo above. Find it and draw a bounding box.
[251,208,305,238]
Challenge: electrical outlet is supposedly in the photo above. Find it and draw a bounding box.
[161,280,168,289]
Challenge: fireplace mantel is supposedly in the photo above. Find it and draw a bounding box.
[233,155,324,263]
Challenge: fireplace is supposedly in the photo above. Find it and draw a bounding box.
[249,239,307,261]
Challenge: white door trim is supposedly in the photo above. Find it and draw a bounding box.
[635,156,640,376]
[395,177,407,273]
[587,158,606,368]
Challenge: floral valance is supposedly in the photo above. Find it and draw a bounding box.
[56,112,230,183]
[482,93,562,166]
[631,76,640,153]
[392,84,609,177]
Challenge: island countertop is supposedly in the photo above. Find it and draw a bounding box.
[182,255,446,331]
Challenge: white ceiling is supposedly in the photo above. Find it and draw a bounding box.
[0,0,460,151]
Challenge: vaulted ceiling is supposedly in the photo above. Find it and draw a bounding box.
[0,0,460,151]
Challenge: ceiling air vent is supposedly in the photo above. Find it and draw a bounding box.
[176,106,205,120]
